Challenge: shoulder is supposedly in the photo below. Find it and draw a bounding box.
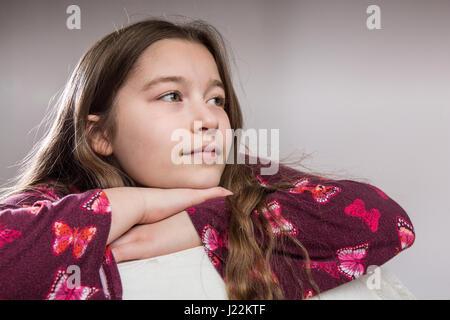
[286,177,408,218]
[329,179,409,217]
[244,158,405,209]
[0,182,104,212]
[0,192,46,210]
[259,167,412,230]
[284,177,414,242]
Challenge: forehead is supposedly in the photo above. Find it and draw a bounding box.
[130,38,221,82]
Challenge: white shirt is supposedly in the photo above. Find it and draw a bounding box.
[117,246,228,300]
[117,246,415,300]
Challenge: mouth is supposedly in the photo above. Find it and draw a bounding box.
[181,144,221,156]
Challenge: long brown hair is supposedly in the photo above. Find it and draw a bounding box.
[0,16,370,299]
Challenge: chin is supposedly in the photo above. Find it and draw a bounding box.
[179,169,222,189]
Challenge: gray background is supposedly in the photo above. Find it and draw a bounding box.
[1,0,449,299]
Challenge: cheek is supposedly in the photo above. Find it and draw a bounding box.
[219,114,232,158]
[113,118,169,170]
[114,102,169,155]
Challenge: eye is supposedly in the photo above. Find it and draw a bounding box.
[207,96,226,107]
[158,91,182,103]
[158,91,226,107]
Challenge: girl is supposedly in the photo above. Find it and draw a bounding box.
[0,18,415,300]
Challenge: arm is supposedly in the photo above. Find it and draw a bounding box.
[0,188,115,299]
[107,186,232,263]
[107,164,416,299]
[103,187,145,244]
[105,185,231,245]
[0,184,230,299]
[266,178,416,298]
[185,168,416,299]
[110,211,201,263]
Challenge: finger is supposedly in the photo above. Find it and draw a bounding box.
[176,187,233,212]
[113,213,202,262]
[109,226,138,248]
[111,246,123,263]
[110,235,129,249]
[111,238,170,263]
[197,187,233,202]
[145,187,233,221]
[111,242,148,263]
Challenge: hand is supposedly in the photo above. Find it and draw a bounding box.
[138,186,233,224]
[110,211,202,263]
[104,186,232,245]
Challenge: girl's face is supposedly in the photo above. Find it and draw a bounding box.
[93,38,232,189]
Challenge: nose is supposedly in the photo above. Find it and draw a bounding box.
[188,103,221,155]
[189,103,220,134]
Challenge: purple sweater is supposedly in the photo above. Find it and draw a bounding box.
[0,165,415,299]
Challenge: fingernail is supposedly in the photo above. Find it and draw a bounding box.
[219,187,233,195]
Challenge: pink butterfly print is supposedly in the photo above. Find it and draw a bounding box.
[207,252,221,267]
[0,223,22,249]
[80,189,111,214]
[253,199,298,237]
[336,242,369,280]
[46,267,99,300]
[396,216,415,252]
[249,258,280,285]
[368,184,389,200]
[52,220,97,260]
[255,174,270,187]
[35,185,60,202]
[304,260,341,279]
[201,225,227,266]
[303,288,315,300]
[21,199,52,216]
[288,177,309,193]
[344,199,380,232]
[104,245,112,265]
[288,178,342,204]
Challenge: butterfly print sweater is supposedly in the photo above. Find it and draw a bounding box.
[0,185,121,299]
[0,164,415,299]
[187,163,416,299]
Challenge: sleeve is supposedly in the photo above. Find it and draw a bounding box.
[273,178,416,298]
[185,167,416,299]
[0,188,113,300]
[185,195,230,277]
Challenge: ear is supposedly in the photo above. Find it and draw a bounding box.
[87,114,113,156]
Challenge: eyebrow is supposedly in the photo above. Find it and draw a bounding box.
[141,75,225,93]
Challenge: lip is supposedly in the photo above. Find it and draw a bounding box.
[182,144,221,156]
